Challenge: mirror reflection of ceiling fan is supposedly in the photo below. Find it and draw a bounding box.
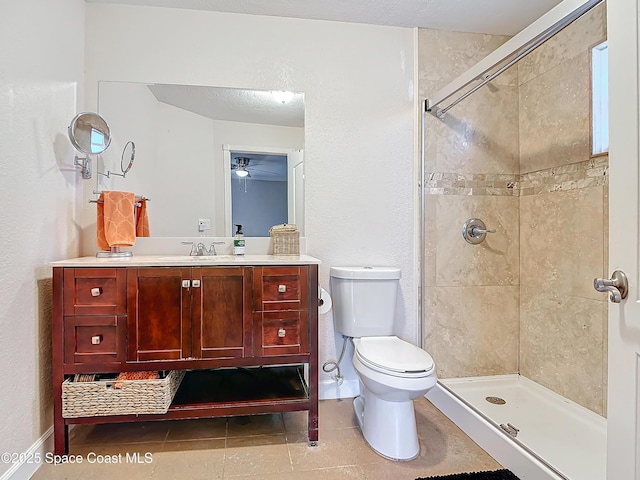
[231,156,279,179]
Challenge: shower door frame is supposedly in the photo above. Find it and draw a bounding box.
[604,0,640,477]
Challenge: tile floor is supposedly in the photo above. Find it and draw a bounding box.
[32,397,501,479]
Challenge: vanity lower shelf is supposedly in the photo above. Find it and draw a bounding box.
[65,366,311,425]
[173,365,308,405]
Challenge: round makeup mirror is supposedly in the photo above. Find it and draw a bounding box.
[68,112,111,155]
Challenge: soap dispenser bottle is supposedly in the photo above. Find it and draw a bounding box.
[233,224,245,256]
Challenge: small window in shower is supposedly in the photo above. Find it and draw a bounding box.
[592,41,608,155]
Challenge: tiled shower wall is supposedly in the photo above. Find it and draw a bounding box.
[419,3,608,415]
[419,28,520,381]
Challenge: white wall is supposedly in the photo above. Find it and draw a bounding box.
[0,0,84,474]
[84,4,418,397]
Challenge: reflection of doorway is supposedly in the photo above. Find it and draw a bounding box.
[230,153,287,237]
[223,145,304,237]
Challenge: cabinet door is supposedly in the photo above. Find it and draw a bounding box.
[63,268,126,316]
[254,309,309,357]
[127,267,191,361]
[64,315,126,365]
[253,266,308,311]
[192,267,253,359]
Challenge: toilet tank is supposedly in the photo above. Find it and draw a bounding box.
[329,266,401,337]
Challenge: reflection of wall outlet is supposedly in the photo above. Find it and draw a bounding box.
[198,218,211,232]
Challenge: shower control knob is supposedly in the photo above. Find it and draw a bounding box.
[594,270,628,303]
[462,218,496,245]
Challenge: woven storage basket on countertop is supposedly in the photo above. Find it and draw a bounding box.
[62,370,185,418]
[270,224,300,255]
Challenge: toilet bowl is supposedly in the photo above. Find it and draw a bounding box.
[330,266,438,461]
[352,336,436,460]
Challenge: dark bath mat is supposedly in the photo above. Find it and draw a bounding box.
[416,469,520,480]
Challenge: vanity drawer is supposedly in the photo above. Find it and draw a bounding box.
[254,310,308,356]
[64,315,126,364]
[254,266,308,311]
[63,268,127,315]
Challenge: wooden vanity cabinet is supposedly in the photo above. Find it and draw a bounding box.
[52,262,319,456]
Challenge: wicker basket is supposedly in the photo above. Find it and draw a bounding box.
[62,370,185,418]
[270,224,300,255]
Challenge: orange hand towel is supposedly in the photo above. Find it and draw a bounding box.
[96,194,109,251]
[96,191,136,250]
[135,198,150,237]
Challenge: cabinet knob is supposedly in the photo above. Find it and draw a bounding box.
[91,335,102,345]
[91,287,102,297]
[182,280,191,288]
[192,280,201,288]
[278,285,287,293]
[278,328,286,338]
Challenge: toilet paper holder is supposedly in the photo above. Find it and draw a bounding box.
[318,286,332,314]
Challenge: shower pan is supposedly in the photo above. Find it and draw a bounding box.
[430,375,606,479]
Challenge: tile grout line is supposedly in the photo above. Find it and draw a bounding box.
[282,412,296,474]
[221,418,229,479]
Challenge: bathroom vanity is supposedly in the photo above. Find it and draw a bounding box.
[51,255,320,455]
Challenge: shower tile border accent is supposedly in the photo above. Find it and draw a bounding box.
[425,156,608,196]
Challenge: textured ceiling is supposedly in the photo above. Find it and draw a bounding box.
[86,0,564,36]
[148,84,305,128]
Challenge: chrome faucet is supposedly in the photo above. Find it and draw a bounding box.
[181,241,225,256]
[195,243,208,256]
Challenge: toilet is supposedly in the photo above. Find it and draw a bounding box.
[330,266,437,461]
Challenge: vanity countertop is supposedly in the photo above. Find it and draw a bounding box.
[52,254,321,267]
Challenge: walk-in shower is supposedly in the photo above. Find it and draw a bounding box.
[419,1,607,479]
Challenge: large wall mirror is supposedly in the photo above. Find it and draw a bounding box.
[97,81,305,237]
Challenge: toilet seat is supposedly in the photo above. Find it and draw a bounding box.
[354,336,435,378]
